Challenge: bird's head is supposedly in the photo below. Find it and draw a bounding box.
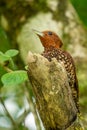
[33,30,63,49]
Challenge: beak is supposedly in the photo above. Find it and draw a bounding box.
[32,29,44,37]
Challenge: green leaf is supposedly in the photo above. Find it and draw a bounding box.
[0,26,11,52]
[70,0,87,26]
[0,51,10,62]
[5,49,19,57]
[1,70,28,86]
[0,65,7,87]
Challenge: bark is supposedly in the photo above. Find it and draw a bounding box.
[27,52,84,130]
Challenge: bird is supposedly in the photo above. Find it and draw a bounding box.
[33,29,79,113]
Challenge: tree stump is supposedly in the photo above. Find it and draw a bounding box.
[27,52,84,130]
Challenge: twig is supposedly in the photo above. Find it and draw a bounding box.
[0,62,12,72]
[16,109,31,124]
[24,81,42,130]
[0,97,19,130]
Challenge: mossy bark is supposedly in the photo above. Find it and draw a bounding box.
[27,52,84,130]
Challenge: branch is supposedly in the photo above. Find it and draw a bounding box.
[0,62,12,72]
[0,97,19,130]
[24,81,42,130]
[27,52,84,130]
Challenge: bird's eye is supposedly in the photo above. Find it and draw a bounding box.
[48,32,52,35]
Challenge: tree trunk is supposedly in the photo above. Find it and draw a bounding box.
[27,52,84,130]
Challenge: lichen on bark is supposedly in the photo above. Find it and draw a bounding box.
[27,52,84,130]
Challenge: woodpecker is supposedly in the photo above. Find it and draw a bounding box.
[33,29,79,113]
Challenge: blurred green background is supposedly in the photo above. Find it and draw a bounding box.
[0,0,87,129]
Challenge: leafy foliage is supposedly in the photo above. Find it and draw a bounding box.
[0,48,28,86]
[0,47,29,129]
[0,27,11,86]
[5,49,19,58]
[0,51,10,62]
[70,0,87,26]
[0,26,11,52]
[0,49,19,63]
[1,70,28,86]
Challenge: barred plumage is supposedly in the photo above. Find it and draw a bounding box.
[42,48,79,112]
